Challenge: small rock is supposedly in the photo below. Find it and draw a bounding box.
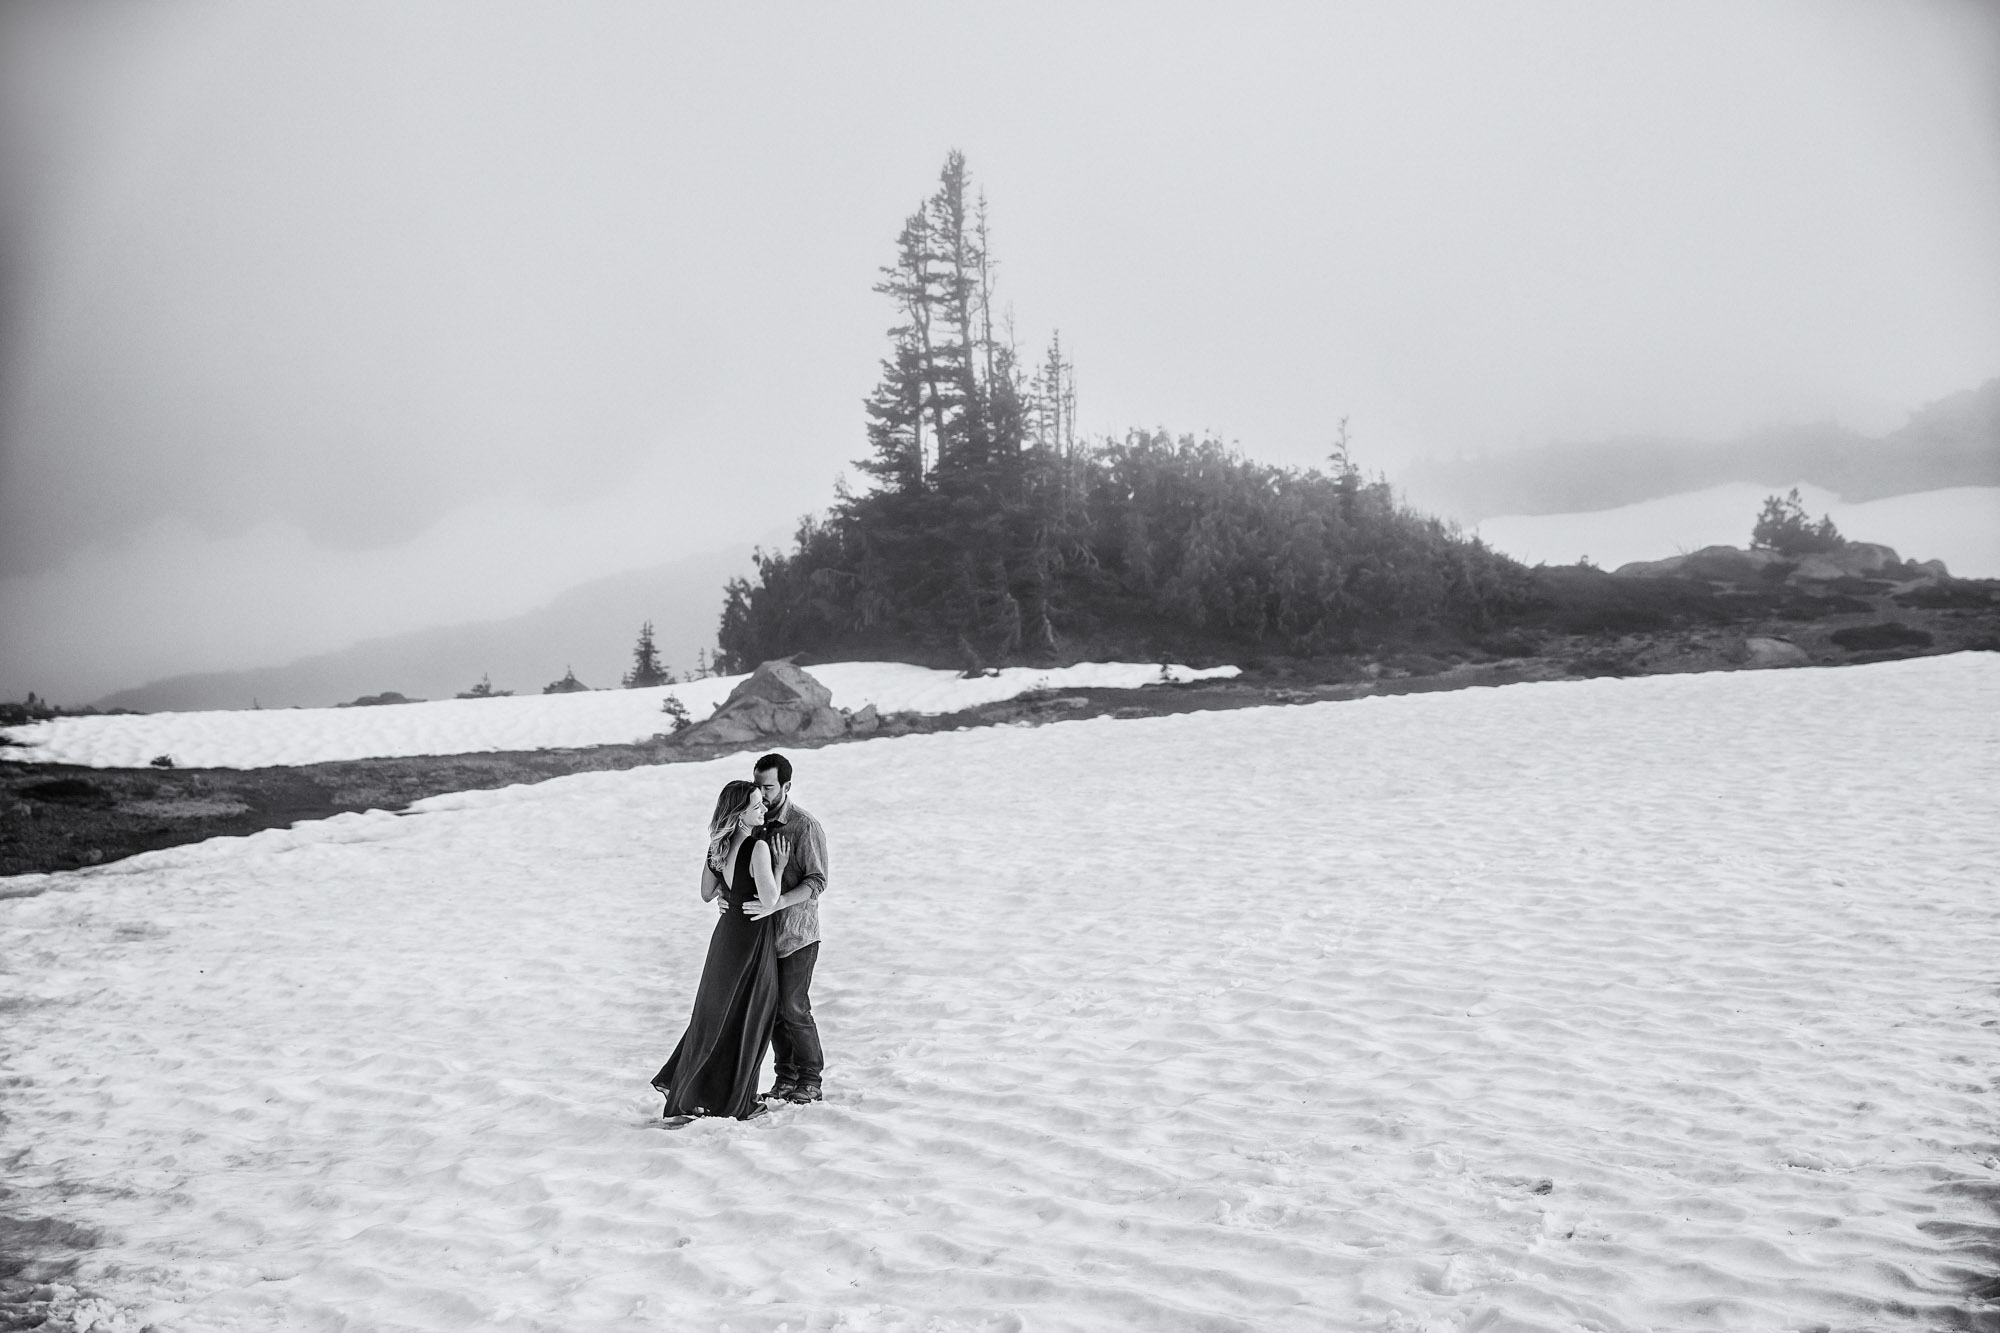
[1739,637,1809,669]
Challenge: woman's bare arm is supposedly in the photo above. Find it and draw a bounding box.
[697,861,725,902]
[749,839,781,911]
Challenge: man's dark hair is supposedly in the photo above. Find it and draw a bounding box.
[754,752,792,785]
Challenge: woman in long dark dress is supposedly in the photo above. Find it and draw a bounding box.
[650,780,783,1121]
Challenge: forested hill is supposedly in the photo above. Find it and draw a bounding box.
[715,154,1534,673]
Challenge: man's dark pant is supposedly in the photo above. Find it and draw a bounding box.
[771,942,823,1089]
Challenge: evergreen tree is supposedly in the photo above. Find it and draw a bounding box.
[715,579,755,674]
[859,338,928,494]
[925,152,988,477]
[622,621,673,688]
[866,212,939,490]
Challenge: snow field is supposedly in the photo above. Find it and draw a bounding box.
[1,654,1996,1330]
[0,661,1239,769]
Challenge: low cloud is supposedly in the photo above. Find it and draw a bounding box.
[0,461,790,703]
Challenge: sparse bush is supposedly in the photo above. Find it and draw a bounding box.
[1477,632,1541,659]
[338,692,420,708]
[1751,489,1845,556]
[1531,565,1726,634]
[1829,622,1932,652]
[542,668,590,695]
[21,777,107,805]
[0,693,111,726]
[660,694,692,732]
[149,754,176,769]
[456,674,513,700]
[1895,583,1993,610]
[1565,655,1640,678]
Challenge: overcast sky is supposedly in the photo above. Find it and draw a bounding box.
[3,1,1997,701]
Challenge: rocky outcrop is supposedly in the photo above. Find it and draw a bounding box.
[1788,542,1900,580]
[1613,545,1780,581]
[672,661,849,746]
[1613,542,1949,584]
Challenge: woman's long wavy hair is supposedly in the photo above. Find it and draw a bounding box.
[706,779,758,874]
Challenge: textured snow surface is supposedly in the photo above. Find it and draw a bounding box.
[0,661,1238,769]
[2,655,1997,1331]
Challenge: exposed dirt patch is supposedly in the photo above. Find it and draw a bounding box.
[3,583,1995,880]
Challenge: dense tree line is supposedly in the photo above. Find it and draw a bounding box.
[717,154,1535,671]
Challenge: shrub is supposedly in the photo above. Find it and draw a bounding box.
[660,694,692,732]
[149,754,176,769]
[1564,655,1641,678]
[0,694,109,726]
[1829,622,1932,652]
[456,674,513,699]
[1894,583,1994,610]
[1751,489,1845,556]
[1532,566,1722,634]
[1477,632,1541,659]
[542,668,591,695]
[21,777,107,805]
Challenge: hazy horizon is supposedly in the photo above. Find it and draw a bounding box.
[4,2,1996,703]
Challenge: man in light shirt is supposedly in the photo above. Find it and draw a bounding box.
[741,751,830,1103]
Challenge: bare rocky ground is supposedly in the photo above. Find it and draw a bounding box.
[2,580,1996,884]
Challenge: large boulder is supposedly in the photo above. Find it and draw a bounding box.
[1789,541,1900,582]
[1616,541,1919,585]
[673,660,848,746]
[1614,546,1787,581]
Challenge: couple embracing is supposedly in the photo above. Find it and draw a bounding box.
[651,752,829,1123]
